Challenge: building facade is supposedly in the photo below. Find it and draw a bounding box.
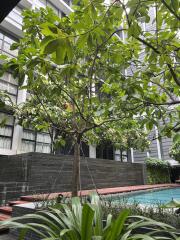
[0,0,175,164]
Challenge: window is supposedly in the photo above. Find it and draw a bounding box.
[36,0,61,17]
[7,6,22,28]
[21,129,52,153]
[0,72,18,104]
[36,132,51,153]
[0,113,14,149]
[0,31,18,57]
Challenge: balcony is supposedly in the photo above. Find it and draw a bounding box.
[0,6,22,37]
[49,0,73,15]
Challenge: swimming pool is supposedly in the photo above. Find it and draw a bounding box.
[108,187,180,206]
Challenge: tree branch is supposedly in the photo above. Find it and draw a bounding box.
[161,0,180,21]
[48,74,89,123]
[143,100,180,106]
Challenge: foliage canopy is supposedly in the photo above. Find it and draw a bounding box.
[0,0,179,194]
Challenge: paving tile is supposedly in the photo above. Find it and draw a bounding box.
[0,208,12,215]
[8,201,29,206]
[0,215,11,221]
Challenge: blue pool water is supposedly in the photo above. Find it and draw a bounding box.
[110,187,180,206]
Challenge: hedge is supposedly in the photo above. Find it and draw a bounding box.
[145,157,171,184]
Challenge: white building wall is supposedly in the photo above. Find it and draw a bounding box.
[0,0,72,155]
[0,1,175,161]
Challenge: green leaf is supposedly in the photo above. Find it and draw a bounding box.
[10,42,19,50]
[0,55,8,60]
[130,234,156,240]
[18,228,28,240]
[109,210,129,240]
[60,229,78,240]
[87,33,93,48]
[41,36,54,49]
[77,34,88,49]
[146,121,153,131]
[0,118,7,127]
[81,204,94,240]
[171,0,179,12]
[44,39,61,54]
[66,40,73,61]
[56,45,65,64]
[128,22,141,38]
[173,133,180,143]
[40,22,58,36]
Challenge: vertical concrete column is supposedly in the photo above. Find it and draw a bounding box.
[114,149,120,161]
[130,148,134,162]
[155,126,162,159]
[89,145,96,159]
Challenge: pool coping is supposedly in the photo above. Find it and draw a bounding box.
[11,184,180,213]
[102,186,180,206]
[19,183,180,201]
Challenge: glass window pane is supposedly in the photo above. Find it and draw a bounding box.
[0,113,14,125]
[37,133,51,143]
[1,72,18,85]
[0,34,18,57]
[0,31,18,57]
[4,36,14,45]
[9,95,17,104]
[0,39,2,50]
[36,143,51,153]
[21,140,35,152]
[8,84,17,95]
[9,74,18,85]
[2,72,9,82]
[0,81,7,91]
[0,137,11,149]
[0,81,17,94]
[0,126,13,137]
[22,130,35,140]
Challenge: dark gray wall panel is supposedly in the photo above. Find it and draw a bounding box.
[0,153,146,204]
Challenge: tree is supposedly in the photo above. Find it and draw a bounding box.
[0,0,179,195]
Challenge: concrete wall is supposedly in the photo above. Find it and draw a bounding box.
[0,152,146,205]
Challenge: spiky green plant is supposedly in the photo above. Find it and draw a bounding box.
[1,194,179,240]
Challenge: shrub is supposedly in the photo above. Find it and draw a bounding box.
[145,157,171,184]
[102,199,180,229]
[169,140,180,162]
[0,194,178,239]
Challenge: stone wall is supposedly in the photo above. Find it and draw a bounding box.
[0,153,146,204]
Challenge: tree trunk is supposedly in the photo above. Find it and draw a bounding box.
[72,139,80,197]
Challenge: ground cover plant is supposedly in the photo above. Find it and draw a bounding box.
[102,198,180,230]
[1,194,180,239]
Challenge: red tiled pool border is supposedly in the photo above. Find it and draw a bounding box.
[21,183,180,201]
